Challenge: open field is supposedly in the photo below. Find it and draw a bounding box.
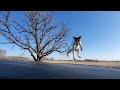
[43,60,120,69]
[0,59,120,79]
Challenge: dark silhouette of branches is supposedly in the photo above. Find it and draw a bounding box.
[0,11,70,61]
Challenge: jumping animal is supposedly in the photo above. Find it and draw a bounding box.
[67,36,83,60]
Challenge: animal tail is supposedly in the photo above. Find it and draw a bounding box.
[59,44,73,55]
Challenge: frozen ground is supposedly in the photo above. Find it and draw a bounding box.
[0,59,120,79]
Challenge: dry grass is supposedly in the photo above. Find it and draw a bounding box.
[43,60,120,69]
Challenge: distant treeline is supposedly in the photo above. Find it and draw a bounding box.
[83,59,100,62]
[44,58,100,62]
[0,49,6,58]
[5,56,31,60]
[0,48,31,60]
[0,48,53,61]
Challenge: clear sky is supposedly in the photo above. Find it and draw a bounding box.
[0,11,120,61]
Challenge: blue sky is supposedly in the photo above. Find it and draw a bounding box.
[0,11,120,61]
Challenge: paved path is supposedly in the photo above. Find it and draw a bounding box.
[0,59,120,79]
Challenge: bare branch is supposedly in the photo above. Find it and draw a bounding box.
[0,11,70,61]
[10,44,15,51]
[20,50,25,57]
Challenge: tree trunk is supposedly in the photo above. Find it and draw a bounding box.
[37,55,43,62]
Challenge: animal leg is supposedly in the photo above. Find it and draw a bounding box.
[76,49,81,58]
[73,49,76,60]
[67,49,73,58]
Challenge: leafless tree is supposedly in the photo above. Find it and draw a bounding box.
[0,11,70,61]
[0,49,6,58]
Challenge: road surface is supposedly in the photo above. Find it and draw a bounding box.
[0,59,120,79]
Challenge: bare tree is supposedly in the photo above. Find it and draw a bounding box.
[0,11,70,61]
[0,49,6,58]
